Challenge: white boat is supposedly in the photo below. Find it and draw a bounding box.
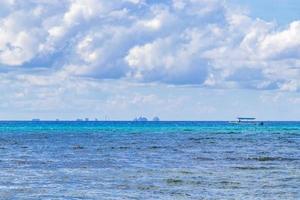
[229,117,264,125]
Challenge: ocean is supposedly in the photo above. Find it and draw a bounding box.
[0,121,299,199]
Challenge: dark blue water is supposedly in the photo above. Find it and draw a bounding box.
[0,121,299,199]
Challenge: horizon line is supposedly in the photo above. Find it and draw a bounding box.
[0,120,300,122]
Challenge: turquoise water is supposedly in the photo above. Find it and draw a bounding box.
[0,121,299,199]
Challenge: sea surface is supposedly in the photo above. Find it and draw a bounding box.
[0,121,299,200]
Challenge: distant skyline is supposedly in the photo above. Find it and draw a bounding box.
[0,0,300,120]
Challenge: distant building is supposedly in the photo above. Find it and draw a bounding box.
[32,119,40,121]
[76,119,83,121]
[133,116,148,122]
[152,116,160,121]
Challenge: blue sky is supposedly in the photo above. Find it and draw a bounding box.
[232,0,300,25]
[0,0,300,120]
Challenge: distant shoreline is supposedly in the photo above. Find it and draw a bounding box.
[0,120,300,122]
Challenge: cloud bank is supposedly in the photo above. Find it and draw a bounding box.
[0,0,300,91]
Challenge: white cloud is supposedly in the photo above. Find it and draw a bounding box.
[63,0,104,26]
[259,21,300,59]
[0,10,46,65]
[125,31,210,84]
[0,0,299,91]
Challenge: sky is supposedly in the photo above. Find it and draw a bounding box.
[0,0,300,121]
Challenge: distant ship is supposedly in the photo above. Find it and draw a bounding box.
[133,116,148,122]
[152,117,160,121]
[229,117,263,125]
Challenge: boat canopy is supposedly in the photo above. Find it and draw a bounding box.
[237,117,256,120]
